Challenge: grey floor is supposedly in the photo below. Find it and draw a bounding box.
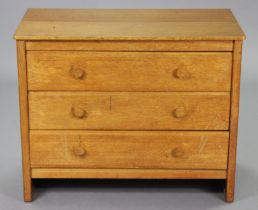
[0,78,258,210]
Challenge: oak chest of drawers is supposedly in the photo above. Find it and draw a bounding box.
[14,9,245,202]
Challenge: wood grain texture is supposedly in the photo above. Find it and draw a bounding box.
[14,9,245,202]
[26,40,233,51]
[30,130,229,169]
[28,92,230,130]
[14,9,245,40]
[31,168,227,179]
[16,41,32,202]
[27,52,232,91]
[226,41,243,202]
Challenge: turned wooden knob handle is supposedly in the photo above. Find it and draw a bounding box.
[173,68,190,80]
[171,148,185,158]
[71,107,87,119]
[73,146,86,156]
[70,67,85,80]
[172,106,187,118]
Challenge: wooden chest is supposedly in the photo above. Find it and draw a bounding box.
[14,9,245,202]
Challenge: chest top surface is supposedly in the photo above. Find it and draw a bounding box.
[14,9,245,41]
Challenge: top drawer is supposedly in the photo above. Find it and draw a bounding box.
[27,52,232,91]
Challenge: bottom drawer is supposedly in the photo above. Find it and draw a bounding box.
[30,131,229,170]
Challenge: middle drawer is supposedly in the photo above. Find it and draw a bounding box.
[29,92,230,130]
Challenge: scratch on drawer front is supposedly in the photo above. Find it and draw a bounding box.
[109,96,112,111]
[198,136,208,154]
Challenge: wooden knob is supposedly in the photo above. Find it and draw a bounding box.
[71,107,87,119]
[73,146,86,156]
[172,106,187,118]
[171,148,185,158]
[173,68,190,80]
[70,67,85,80]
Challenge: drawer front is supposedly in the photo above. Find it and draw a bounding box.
[29,92,230,130]
[30,131,229,169]
[27,52,232,91]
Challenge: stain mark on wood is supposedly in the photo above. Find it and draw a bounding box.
[63,135,69,160]
[198,136,208,154]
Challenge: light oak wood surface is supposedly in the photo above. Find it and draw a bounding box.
[226,41,243,202]
[27,51,232,91]
[30,131,229,169]
[29,92,230,130]
[16,41,32,202]
[14,9,245,202]
[14,9,245,40]
[31,169,227,179]
[26,40,233,51]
